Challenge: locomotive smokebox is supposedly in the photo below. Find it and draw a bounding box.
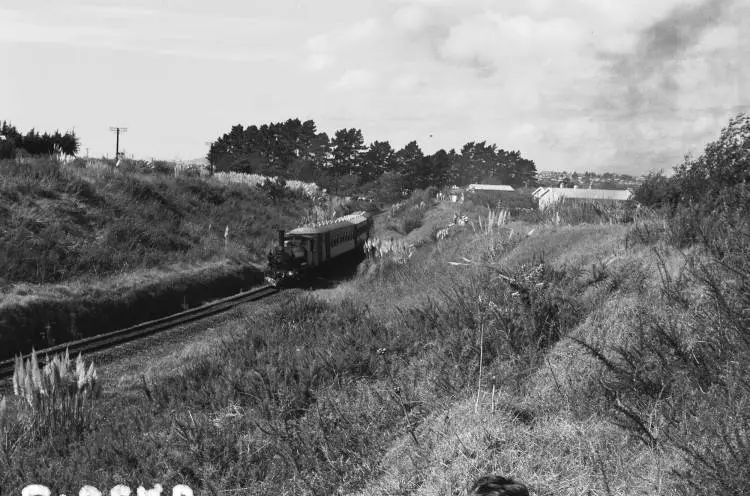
[277,229,285,248]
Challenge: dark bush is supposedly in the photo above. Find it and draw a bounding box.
[633,171,680,210]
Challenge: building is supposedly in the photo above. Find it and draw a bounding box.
[534,186,633,210]
[531,186,547,199]
[466,184,515,192]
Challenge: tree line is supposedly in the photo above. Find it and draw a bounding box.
[0,121,80,159]
[208,118,537,198]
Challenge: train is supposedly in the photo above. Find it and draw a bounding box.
[265,211,374,286]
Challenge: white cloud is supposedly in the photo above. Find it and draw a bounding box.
[75,5,158,19]
[305,17,383,74]
[439,13,587,71]
[331,69,378,90]
[345,18,382,41]
[0,7,118,44]
[0,5,292,62]
[307,17,382,52]
[307,52,335,71]
[307,33,331,53]
[393,5,431,31]
[389,73,424,92]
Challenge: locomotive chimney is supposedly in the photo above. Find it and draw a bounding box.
[277,229,285,248]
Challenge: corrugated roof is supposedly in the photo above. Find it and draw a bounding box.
[288,211,369,235]
[539,188,633,201]
[467,184,515,192]
[288,223,354,235]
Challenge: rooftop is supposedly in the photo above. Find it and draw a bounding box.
[288,211,369,235]
[467,184,515,192]
[537,187,633,201]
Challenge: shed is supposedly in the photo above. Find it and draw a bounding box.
[467,184,515,192]
[536,187,633,210]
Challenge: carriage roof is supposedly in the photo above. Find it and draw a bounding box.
[287,211,370,236]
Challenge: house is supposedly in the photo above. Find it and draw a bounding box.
[535,186,633,210]
[442,186,464,203]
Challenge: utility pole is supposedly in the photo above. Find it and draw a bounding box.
[109,127,128,161]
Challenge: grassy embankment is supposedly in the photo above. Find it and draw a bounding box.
[3,187,745,496]
[0,158,314,358]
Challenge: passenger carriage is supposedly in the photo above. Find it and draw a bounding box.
[265,211,373,286]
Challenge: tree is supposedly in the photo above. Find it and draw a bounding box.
[58,130,80,156]
[361,140,395,183]
[501,150,537,187]
[634,171,680,210]
[372,171,406,203]
[424,149,452,189]
[306,131,331,174]
[0,135,15,159]
[674,113,750,204]
[448,142,536,187]
[0,122,78,158]
[0,121,19,159]
[451,141,496,186]
[395,141,424,190]
[330,128,366,177]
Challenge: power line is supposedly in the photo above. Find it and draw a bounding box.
[109,127,128,161]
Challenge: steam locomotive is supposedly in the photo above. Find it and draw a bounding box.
[265,211,373,286]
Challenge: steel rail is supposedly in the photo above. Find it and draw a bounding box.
[0,285,279,378]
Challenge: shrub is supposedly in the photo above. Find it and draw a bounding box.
[575,183,750,494]
[541,200,635,225]
[633,171,680,210]
[400,208,423,234]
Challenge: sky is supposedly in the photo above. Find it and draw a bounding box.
[1,0,748,174]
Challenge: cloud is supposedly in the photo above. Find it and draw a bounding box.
[0,5,292,62]
[601,0,734,116]
[305,17,383,71]
[306,52,335,71]
[375,0,748,171]
[331,69,378,90]
[0,7,117,44]
[75,5,158,19]
[389,73,425,92]
[393,5,432,31]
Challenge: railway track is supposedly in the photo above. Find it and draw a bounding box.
[0,284,279,379]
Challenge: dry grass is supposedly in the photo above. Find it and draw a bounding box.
[2,195,742,495]
[357,399,672,496]
[213,171,322,199]
[0,157,312,287]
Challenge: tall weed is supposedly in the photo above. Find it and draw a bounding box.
[11,349,100,440]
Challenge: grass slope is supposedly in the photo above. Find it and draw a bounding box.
[0,157,313,357]
[0,158,312,287]
[1,200,747,496]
